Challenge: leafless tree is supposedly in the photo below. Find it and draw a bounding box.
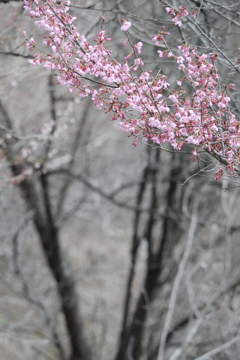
[1,1,240,360]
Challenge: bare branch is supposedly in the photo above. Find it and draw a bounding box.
[12,228,67,360]
[0,51,33,59]
[158,202,198,360]
[195,335,240,360]
[47,168,150,212]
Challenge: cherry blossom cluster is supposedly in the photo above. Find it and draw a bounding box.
[165,6,189,26]
[23,0,240,180]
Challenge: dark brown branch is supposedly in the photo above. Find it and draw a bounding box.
[0,0,22,2]
[118,152,183,360]
[47,168,150,212]
[56,97,91,218]
[115,149,151,360]
[0,51,33,59]
[39,173,92,360]
[1,97,92,360]
[12,221,67,360]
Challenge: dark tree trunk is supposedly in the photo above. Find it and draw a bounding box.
[11,163,92,360]
[115,152,183,360]
[0,78,92,360]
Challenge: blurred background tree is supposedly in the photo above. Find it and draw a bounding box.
[1,1,240,360]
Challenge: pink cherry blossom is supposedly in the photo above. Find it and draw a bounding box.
[215,168,224,181]
[134,42,143,54]
[120,21,131,31]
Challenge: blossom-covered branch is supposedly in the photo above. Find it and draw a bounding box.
[23,0,240,181]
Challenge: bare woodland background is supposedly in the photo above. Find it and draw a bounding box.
[1,1,240,360]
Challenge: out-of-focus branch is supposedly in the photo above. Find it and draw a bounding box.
[116,151,184,360]
[41,74,58,163]
[0,94,92,360]
[0,333,57,360]
[56,96,91,218]
[58,195,88,228]
[158,200,198,360]
[5,210,35,242]
[122,147,161,360]
[0,98,13,129]
[0,51,33,59]
[115,147,152,360]
[0,124,42,140]
[70,3,165,24]
[48,168,150,212]
[38,172,92,360]
[169,318,202,360]
[148,257,240,360]
[0,0,22,2]
[195,335,240,360]
[12,229,67,360]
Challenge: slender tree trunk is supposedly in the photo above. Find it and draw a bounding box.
[11,163,92,360]
[1,78,91,360]
[115,152,182,360]
[129,159,182,360]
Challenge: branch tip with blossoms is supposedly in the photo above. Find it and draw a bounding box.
[120,19,132,32]
[23,0,240,182]
[165,5,189,27]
